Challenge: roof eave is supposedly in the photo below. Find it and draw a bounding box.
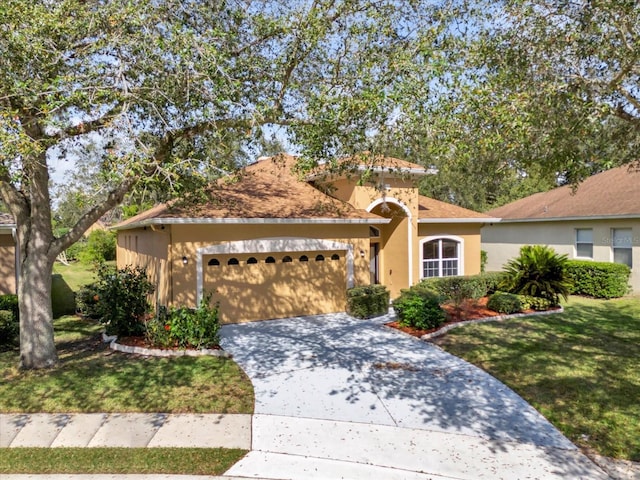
[487,213,640,224]
[418,217,501,224]
[112,216,392,230]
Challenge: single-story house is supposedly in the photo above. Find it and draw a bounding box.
[0,213,17,295]
[482,165,639,293]
[113,154,498,323]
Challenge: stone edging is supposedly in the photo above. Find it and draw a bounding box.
[102,333,232,358]
[419,306,564,341]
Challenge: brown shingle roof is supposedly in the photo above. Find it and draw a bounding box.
[115,155,385,229]
[487,165,640,221]
[418,196,495,221]
[0,213,15,226]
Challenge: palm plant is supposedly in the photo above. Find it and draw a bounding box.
[501,245,572,305]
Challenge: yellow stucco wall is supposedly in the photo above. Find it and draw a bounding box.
[116,227,171,308]
[168,223,370,319]
[0,233,16,295]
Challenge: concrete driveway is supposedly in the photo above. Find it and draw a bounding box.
[220,311,608,479]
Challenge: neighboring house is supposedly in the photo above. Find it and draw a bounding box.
[113,155,497,323]
[0,213,17,295]
[482,165,640,293]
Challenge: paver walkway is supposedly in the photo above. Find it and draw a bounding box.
[219,311,610,479]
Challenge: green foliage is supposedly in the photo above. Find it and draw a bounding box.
[480,250,488,273]
[487,292,522,315]
[78,230,116,264]
[393,288,446,330]
[481,272,507,295]
[421,273,505,301]
[76,284,101,319]
[93,265,155,336]
[346,285,390,319]
[0,310,18,350]
[64,240,87,262]
[0,294,19,322]
[145,297,220,349]
[566,260,631,299]
[51,274,77,319]
[517,295,554,312]
[501,245,572,305]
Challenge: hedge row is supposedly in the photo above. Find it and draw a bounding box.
[347,285,390,319]
[565,260,630,299]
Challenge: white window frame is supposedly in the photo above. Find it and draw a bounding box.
[612,228,633,268]
[575,228,593,259]
[420,235,464,279]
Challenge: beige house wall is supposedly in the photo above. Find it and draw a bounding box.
[116,227,171,308]
[481,218,639,293]
[0,233,16,295]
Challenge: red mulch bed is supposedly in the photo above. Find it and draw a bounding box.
[386,297,524,338]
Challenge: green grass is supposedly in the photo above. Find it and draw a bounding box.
[433,296,640,461]
[0,316,254,413]
[0,448,247,475]
[52,261,113,292]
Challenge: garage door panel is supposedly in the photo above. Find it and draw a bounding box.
[204,252,346,323]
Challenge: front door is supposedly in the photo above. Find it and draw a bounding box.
[370,242,380,284]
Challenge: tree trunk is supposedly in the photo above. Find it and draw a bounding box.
[18,251,58,369]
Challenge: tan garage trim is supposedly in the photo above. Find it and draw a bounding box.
[195,237,354,304]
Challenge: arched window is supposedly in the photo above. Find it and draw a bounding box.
[265,256,276,264]
[299,255,309,262]
[208,258,220,266]
[247,257,258,264]
[227,257,239,265]
[282,255,293,263]
[331,253,340,260]
[315,254,325,262]
[421,237,463,278]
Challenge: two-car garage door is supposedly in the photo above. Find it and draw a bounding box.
[201,241,350,323]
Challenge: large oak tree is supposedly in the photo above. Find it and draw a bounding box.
[0,0,454,369]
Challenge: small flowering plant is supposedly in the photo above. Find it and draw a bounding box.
[145,295,220,349]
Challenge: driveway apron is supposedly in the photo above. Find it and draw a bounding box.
[219,312,607,479]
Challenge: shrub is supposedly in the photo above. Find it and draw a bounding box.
[78,230,116,264]
[146,296,220,349]
[566,260,630,299]
[501,245,572,305]
[76,283,101,318]
[481,272,507,295]
[346,285,390,319]
[0,294,19,321]
[0,309,18,349]
[421,273,505,301]
[393,288,446,330]
[480,250,488,273]
[64,239,87,262]
[517,295,554,311]
[487,292,522,314]
[51,274,76,318]
[94,264,155,336]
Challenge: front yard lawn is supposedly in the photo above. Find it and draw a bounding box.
[0,315,254,414]
[0,448,246,475]
[433,296,640,461]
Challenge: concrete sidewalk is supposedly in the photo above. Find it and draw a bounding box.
[0,413,251,449]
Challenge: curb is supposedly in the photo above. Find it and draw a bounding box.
[102,333,232,358]
[420,306,564,340]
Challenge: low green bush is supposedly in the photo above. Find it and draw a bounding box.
[76,283,101,318]
[346,285,390,319]
[146,296,220,349]
[0,294,19,321]
[421,273,506,302]
[566,260,630,299]
[94,264,155,336]
[487,292,522,314]
[481,272,507,295]
[517,295,554,311]
[393,288,446,330]
[78,230,117,264]
[0,309,18,349]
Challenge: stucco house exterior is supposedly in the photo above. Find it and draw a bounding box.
[482,165,639,293]
[0,213,17,295]
[113,154,497,323]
